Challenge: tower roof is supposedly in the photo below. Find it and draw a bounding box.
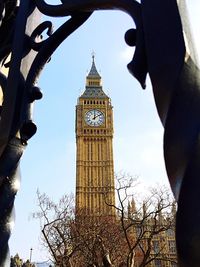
[80,55,108,99]
[80,87,108,98]
[87,55,101,79]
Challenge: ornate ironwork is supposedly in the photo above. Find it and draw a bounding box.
[0,0,199,266]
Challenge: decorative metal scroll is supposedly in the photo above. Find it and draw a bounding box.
[0,0,199,266]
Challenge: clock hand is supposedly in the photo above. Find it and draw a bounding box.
[94,113,101,119]
[93,110,96,120]
[93,111,101,120]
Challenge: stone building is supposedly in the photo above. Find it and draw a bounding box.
[75,56,115,219]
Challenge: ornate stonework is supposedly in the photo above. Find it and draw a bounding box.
[75,57,115,219]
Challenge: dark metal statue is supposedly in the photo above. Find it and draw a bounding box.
[0,0,199,266]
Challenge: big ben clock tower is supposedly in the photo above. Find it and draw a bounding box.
[75,56,115,219]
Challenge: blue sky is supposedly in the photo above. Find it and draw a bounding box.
[9,1,200,263]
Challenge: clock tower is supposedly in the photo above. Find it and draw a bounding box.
[75,56,115,219]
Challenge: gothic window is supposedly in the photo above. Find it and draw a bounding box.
[135,226,141,237]
[91,168,93,185]
[153,240,160,253]
[87,143,90,160]
[87,169,90,186]
[98,143,100,160]
[91,143,93,160]
[168,240,176,253]
[154,259,162,267]
[101,143,104,160]
[167,228,175,237]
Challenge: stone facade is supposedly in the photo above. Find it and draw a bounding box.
[75,56,115,219]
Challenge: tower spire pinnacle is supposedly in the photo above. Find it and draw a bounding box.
[92,51,95,63]
[80,57,108,99]
[87,53,101,79]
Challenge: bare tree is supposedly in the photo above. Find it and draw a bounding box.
[33,191,76,267]
[33,192,119,267]
[104,173,178,267]
[71,211,123,267]
[34,175,177,267]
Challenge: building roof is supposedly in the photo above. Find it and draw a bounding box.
[81,86,108,98]
[80,56,108,99]
[87,55,101,79]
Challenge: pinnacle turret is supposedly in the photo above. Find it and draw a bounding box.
[80,55,108,99]
[87,55,101,79]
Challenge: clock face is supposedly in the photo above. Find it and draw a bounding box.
[85,109,105,127]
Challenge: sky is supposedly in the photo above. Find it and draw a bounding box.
[9,0,200,263]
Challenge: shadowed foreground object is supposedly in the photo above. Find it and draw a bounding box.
[0,0,199,266]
